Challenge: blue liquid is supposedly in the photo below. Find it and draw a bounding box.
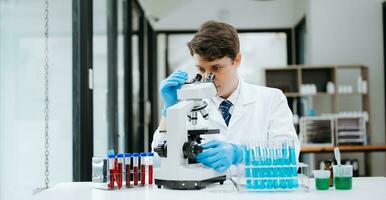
[252,161,258,177]
[279,167,285,177]
[244,148,250,165]
[246,168,251,177]
[293,179,299,188]
[246,180,252,189]
[261,168,266,177]
[280,179,287,189]
[267,180,273,189]
[260,180,266,189]
[253,180,259,189]
[273,180,279,189]
[292,167,298,176]
[273,168,279,177]
[287,167,292,177]
[289,147,296,165]
[287,179,293,189]
[267,168,273,177]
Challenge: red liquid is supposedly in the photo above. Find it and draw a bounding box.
[125,164,131,187]
[134,166,139,186]
[141,164,146,186]
[114,159,117,173]
[117,163,123,189]
[148,165,153,185]
[109,169,115,189]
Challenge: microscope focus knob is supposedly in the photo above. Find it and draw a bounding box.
[154,141,167,157]
[194,145,203,154]
[183,141,203,159]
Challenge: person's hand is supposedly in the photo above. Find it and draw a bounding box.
[160,70,188,117]
[196,140,243,173]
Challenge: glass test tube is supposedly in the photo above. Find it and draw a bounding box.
[108,154,115,189]
[243,145,252,189]
[140,152,147,186]
[132,153,139,186]
[284,142,293,189]
[146,152,154,185]
[250,144,262,189]
[259,144,268,189]
[116,154,124,189]
[251,147,259,189]
[289,140,299,188]
[279,143,287,189]
[266,148,273,189]
[272,146,279,189]
[124,153,131,187]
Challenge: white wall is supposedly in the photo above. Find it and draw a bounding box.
[306,0,386,175]
[293,0,309,24]
[152,0,296,30]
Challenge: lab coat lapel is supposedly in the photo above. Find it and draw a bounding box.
[208,100,227,128]
[228,80,256,128]
[228,104,245,128]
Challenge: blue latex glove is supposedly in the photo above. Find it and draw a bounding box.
[159,70,188,117]
[196,140,243,173]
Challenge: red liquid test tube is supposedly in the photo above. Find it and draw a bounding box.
[108,154,115,189]
[132,153,139,186]
[140,153,147,186]
[147,152,154,185]
[116,154,124,189]
[124,153,131,187]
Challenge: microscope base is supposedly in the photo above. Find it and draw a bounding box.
[155,175,226,190]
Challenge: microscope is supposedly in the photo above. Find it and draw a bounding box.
[154,73,226,190]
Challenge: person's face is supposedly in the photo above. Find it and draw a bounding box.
[193,53,241,98]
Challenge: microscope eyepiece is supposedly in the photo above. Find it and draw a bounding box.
[206,73,215,82]
[187,73,215,84]
[192,74,202,82]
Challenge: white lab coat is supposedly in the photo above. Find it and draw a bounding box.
[152,80,300,174]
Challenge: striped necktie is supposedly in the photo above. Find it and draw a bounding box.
[219,100,233,126]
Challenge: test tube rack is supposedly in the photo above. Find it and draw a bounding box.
[92,152,154,190]
[234,142,310,192]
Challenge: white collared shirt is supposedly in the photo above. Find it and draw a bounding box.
[211,80,240,115]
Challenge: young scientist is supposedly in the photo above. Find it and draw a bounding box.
[152,20,300,173]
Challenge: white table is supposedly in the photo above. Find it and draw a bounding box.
[34,177,386,200]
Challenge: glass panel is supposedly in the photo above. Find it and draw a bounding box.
[0,1,72,199]
[132,2,140,32]
[132,34,140,150]
[93,0,127,155]
[117,0,125,153]
[167,34,195,79]
[93,0,108,157]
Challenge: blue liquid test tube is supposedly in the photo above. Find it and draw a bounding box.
[259,146,266,190]
[285,142,294,189]
[278,143,287,189]
[266,148,273,189]
[289,141,299,188]
[251,148,259,189]
[272,147,279,189]
[244,146,252,189]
